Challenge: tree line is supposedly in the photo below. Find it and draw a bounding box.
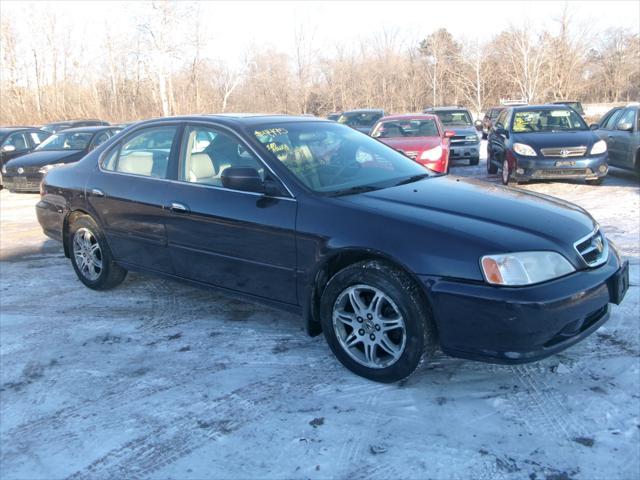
[1,2,638,125]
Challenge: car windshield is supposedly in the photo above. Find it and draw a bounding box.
[338,112,382,128]
[512,109,587,133]
[371,119,439,138]
[433,110,472,126]
[36,132,93,151]
[252,122,433,194]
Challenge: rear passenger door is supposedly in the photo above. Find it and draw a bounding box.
[164,123,298,304]
[87,124,182,273]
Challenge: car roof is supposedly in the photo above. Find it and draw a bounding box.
[44,119,105,125]
[425,106,470,111]
[340,109,384,114]
[512,104,577,111]
[52,126,115,134]
[377,114,439,121]
[123,114,331,129]
[0,126,38,134]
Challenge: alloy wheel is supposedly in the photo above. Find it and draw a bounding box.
[332,284,407,369]
[502,159,510,184]
[72,227,103,281]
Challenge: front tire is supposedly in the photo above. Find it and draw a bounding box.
[502,159,517,186]
[469,156,479,166]
[320,260,435,383]
[69,215,127,290]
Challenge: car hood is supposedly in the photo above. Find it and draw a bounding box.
[338,176,596,269]
[444,125,476,136]
[5,149,85,169]
[379,137,441,151]
[512,130,597,150]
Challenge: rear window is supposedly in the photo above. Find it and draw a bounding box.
[433,110,472,126]
[371,119,439,138]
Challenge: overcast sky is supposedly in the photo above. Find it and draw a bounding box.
[2,0,639,66]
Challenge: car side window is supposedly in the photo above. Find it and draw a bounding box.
[603,109,624,130]
[102,126,177,178]
[179,126,264,188]
[494,110,508,129]
[3,132,29,151]
[29,131,49,145]
[91,132,111,149]
[616,108,636,130]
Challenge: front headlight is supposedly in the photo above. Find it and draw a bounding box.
[420,145,443,161]
[480,251,575,286]
[513,143,537,156]
[590,139,607,155]
[465,134,479,142]
[38,164,64,174]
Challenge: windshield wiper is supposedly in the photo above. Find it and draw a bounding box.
[394,173,431,186]
[327,185,382,197]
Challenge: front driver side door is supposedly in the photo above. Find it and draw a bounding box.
[164,123,298,305]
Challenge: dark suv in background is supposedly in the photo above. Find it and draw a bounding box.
[592,104,639,174]
[337,109,384,134]
[423,106,480,165]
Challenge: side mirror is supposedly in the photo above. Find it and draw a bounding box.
[2,144,16,153]
[221,167,264,193]
[590,123,600,130]
[474,120,483,130]
[495,127,508,137]
[444,130,456,138]
[618,122,633,132]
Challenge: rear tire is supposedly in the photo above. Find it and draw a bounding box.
[320,260,435,383]
[68,215,127,290]
[487,148,497,174]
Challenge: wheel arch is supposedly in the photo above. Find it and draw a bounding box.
[303,248,435,338]
[62,209,93,257]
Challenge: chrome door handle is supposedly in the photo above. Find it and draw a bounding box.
[169,202,189,213]
[91,188,105,197]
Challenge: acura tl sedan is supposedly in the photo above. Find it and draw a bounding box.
[36,114,629,382]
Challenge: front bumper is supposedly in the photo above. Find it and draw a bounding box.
[449,142,480,160]
[420,250,629,363]
[2,172,43,192]
[513,153,608,181]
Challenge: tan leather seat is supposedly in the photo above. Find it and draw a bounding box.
[188,152,216,183]
[118,151,153,176]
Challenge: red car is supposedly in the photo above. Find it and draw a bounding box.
[370,114,454,173]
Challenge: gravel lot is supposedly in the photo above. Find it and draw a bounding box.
[1,150,639,480]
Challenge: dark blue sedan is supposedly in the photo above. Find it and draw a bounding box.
[487,105,609,185]
[35,114,629,382]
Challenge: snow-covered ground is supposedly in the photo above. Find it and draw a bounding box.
[1,147,639,479]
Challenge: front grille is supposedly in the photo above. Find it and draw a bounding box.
[450,136,476,145]
[6,165,40,174]
[574,229,608,267]
[534,169,587,178]
[540,146,587,158]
